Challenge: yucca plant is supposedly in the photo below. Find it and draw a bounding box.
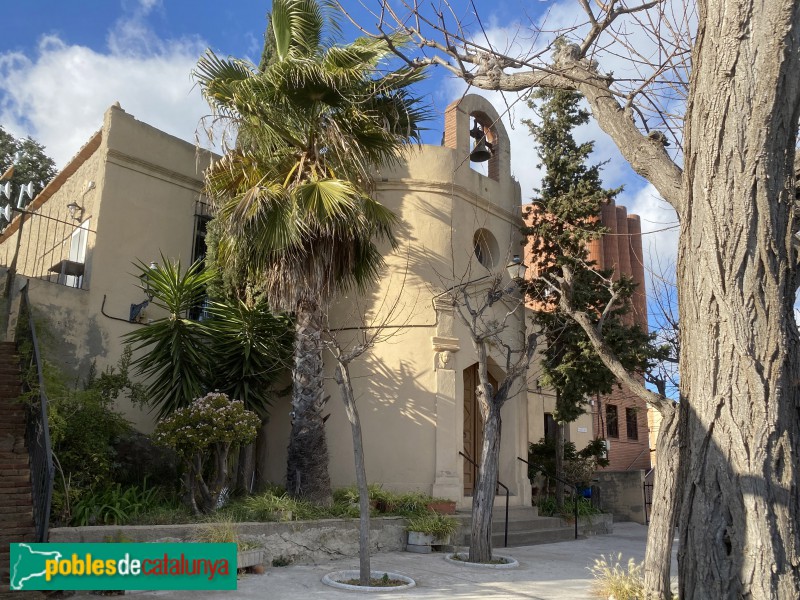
[125,258,293,419]
[124,257,215,419]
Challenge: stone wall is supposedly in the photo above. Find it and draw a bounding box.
[49,517,408,566]
[594,470,646,525]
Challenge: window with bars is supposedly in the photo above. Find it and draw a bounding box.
[606,404,619,438]
[626,407,639,440]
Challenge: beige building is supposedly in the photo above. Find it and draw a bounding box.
[1,95,597,507]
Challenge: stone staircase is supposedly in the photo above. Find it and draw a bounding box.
[454,504,576,548]
[0,341,36,592]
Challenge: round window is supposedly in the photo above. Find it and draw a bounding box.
[473,228,499,269]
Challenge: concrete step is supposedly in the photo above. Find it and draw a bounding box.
[455,505,576,548]
[491,526,577,547]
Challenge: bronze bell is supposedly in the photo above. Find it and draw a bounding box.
[470,138,492,163]
[469,119,493,163]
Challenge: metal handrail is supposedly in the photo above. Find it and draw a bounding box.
[518,456,578,540]
[459,451,509,548]
[16,284,54,542]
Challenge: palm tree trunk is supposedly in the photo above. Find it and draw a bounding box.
[286,299,332,504]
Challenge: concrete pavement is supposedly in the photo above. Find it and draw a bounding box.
[92,522,678,599]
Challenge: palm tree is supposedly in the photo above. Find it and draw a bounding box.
[194,0,427,504]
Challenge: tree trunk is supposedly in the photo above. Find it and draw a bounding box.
[643,403,681,600]
[235,443,255,495]
[286,299,332,504]
[555,418,565,509]
[677,3,800,596]
[334,360,371,586]
[254,418,270,493]
[469,401,501,563]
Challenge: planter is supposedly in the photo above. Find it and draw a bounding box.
[406,531,451,554]
[237,549,265,569]
[322,570,415,592]
[427,500,456,515]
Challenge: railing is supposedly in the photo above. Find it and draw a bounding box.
[16,284,54,542]
[459,451,509,548]
[517,456,578,540]
[9,204,95,289]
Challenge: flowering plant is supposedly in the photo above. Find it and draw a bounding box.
[154,392,260,514]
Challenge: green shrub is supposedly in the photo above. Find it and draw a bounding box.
[69,482,163,526]
[242,493,295,521]
[405,513,459,539]
[538,495,600,520]
[154,392,260,514]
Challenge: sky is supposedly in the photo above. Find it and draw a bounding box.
[0,0,679,303]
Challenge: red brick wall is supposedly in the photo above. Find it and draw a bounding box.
[523,199,652,471]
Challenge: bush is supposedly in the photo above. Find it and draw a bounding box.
[69,482,163,526]
[528,437,609,489]
[154,393,260,514]
[405,513,459,539]
[588,553,645,600]
[538,495,601,520]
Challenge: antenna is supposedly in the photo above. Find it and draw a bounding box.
[2,203,12,222]
[0,182,11,199]
[16,182,33,209]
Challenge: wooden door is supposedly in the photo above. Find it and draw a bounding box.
[463,364,496,496]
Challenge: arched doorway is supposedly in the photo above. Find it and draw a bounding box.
[463,363,497,496]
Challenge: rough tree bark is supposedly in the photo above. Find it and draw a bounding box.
[333,360,372,585]
[469,386,502,564]
[286,300,332,504]
[675,2,800,596]
[642,403,681,600]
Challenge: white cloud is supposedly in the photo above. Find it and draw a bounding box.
[0,12,208,168]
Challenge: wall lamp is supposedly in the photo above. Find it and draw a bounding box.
[129,261,158,323]
[66,201,84,222]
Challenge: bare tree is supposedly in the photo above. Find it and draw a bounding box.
[352,0,800,596]
[323,269,416,585]
[443,269,536,563]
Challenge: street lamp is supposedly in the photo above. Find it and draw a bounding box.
[506,255,528,282]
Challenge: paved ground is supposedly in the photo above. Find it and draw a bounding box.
[104,522,677,599]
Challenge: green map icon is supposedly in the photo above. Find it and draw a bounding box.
[10,544,63,590]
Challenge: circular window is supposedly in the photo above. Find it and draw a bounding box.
[473,228,499,269]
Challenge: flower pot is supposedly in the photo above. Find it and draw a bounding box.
[237,549,264,569]
[406,531,451,553]
[427,500,457,515]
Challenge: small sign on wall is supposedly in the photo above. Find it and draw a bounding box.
[577,427,588,433]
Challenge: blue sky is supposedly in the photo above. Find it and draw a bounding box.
[0,0,678,287]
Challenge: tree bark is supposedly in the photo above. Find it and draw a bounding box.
[286,299,332,504]
[254,418,270,493]
[643,403,681,600]
[555,417,565,509]
[676,2,800,597]
[234,443,255,495]
[334,360,371,585]
[469,400,502,564]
